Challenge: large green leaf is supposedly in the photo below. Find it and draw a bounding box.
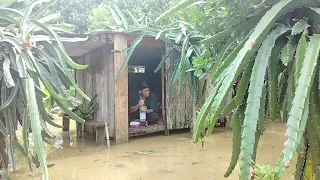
[282,34,320,167]
[25,75,49,180]
[239,26,290,180]
[3,54,15,88]
[224,105,245,177]
[294,30,307,85]
[52,45,89,101]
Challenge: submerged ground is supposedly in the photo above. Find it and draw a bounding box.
[11,117,296,180]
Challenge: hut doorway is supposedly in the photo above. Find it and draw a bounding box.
[128,45,166,137]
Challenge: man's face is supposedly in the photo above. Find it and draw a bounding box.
[140,88,150,98]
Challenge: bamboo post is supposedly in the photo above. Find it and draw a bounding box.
[105,123,110,149]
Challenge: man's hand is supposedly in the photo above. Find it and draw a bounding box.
[141,106,147,112]
[138,99,145,106]
[146,108,154,114]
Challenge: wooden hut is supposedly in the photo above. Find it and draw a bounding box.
[63,31,193,144]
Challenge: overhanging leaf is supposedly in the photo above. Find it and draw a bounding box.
[25,75,49,180]
[3,54,15,88]
[239,26,290,180]
[115,33,145,81]
[282,34,320,167]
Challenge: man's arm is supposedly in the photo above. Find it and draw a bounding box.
[129,104,140,113]
[129,99,145,113]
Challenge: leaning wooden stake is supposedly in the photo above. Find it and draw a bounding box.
[105,123,110,149]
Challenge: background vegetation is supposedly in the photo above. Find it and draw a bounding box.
[2,0,320,180]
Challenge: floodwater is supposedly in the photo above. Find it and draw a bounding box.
[10,118,296,180]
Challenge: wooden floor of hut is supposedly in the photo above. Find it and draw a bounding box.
[129,124,166,137]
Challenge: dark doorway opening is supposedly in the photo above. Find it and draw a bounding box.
[128,45,166,137]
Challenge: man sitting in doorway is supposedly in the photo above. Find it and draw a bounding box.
[129,81,163,125]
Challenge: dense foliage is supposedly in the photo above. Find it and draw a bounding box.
[50,0,97,33]
[184,0,320,179]
[2,0,320,180]
[101,0,320,179]
[0,0,88,179]
[50,0,172,33]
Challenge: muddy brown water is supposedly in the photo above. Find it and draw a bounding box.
[10,119,296,180]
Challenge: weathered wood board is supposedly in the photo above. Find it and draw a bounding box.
[165,48,191,130]
[113,34,128,144]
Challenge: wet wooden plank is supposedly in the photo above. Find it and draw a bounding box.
[85,120,105,128]
[165,47,174,130]
[75,58,85,101]
[94,51,104,126]
[165,48,190,130]
[105,45,115,137]
[129,125,166,137]
[85,55,93,99]
[113,34,128,144]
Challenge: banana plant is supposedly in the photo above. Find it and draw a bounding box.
[0,0,89,179]
[72,94,99,121]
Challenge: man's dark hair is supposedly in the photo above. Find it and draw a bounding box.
[139,81,149,90]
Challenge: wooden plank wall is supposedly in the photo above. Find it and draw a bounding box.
[75,58,85,102]
[75,45,115,137]
[165,49,192,130]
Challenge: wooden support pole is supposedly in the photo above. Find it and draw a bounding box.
[105,123,110,149]
[62,116,70,132]
[113,34,129,144]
